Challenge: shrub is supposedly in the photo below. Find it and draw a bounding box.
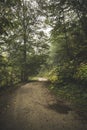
[74,63,87,84]
[48,67,58,83]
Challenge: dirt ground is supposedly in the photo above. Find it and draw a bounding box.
[0,81,87,130]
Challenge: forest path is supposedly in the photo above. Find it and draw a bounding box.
[0,81,87,130]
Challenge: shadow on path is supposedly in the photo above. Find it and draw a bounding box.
[47,102,72,114]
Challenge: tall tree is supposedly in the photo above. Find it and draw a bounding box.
[46,0,87,82]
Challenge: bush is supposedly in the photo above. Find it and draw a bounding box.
[57,63,75,82]
[74,63,87,84]
[48,67,58,83]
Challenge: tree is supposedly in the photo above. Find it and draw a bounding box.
[47,0,87,83]
[0,0,21,87]
[0,0,50,87]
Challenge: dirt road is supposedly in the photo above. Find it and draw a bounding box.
[0,81,87,130]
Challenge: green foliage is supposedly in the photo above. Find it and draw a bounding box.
[48,0,87,85]
[49,83,87,111]
[0,55,8,87]
[0,0,87,90]
[48,67,58,83]
[58,63,76,82]
[27,54,48,77]
[74,64,87,83]
[0,0,49,86]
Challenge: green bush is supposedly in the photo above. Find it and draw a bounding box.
[57,63,75,82]
[48,67,58,83]
[74,63,87,83]
[47,64,74,83]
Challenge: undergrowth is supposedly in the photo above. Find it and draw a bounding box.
[49,82,87,112]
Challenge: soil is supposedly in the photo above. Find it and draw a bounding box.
[0,81,87,130]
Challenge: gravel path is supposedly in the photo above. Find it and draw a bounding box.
[0,81,87,130]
